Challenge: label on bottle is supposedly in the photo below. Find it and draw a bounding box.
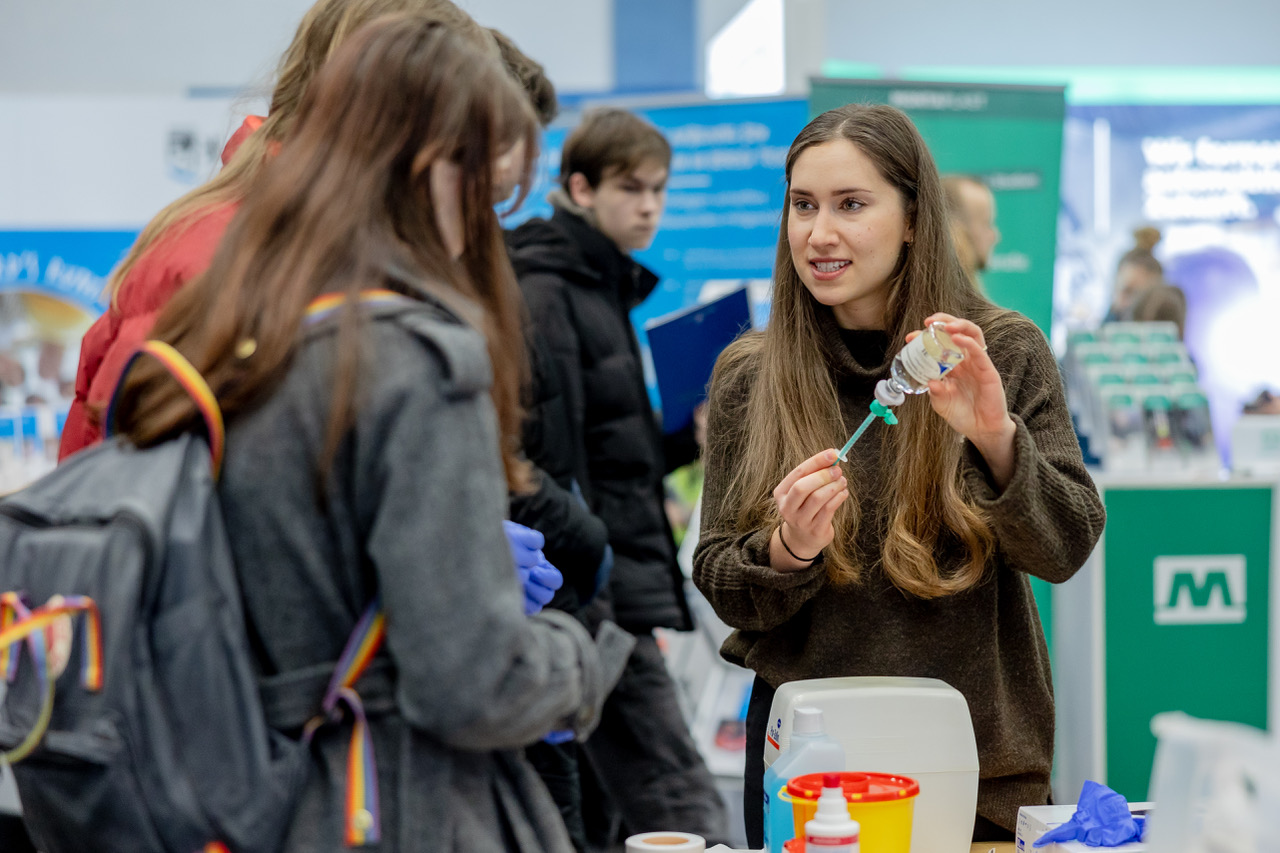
[900,325,962,386]
[900,333,946,385]
[806,834,859,846]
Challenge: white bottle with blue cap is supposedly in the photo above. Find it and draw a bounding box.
[762,706,845,853]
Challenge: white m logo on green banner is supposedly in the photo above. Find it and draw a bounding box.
[1153,555,1246,625]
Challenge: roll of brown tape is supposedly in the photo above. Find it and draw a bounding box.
[624,831,706,853]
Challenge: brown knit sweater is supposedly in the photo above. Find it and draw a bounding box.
[692,308,1105,831]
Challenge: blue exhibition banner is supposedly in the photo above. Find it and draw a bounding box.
[0,230,137,316]
[0,231,137,480]
[1056,104,1280,465]
[632,98,805,332]
[507,97,808,410]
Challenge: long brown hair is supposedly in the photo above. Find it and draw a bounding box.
[713,103,1015,598]
[114,14,538,491]
[106,0,493,305]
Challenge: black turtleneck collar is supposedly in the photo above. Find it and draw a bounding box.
[814,307,891,379]
[839,327,891,370]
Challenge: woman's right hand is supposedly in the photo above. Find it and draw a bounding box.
[770,449,849,571]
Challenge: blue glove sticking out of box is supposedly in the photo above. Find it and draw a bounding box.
[1034,781,1145,847]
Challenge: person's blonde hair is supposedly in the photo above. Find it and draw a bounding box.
[1117,226,1163,277]
[107,0,493,306]
[710,104,1017,599]
[941,174,987,282]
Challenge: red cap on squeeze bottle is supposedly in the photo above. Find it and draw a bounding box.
[804,773,860,851]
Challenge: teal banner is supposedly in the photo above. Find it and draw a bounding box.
[1102,485,1272,800]
[808,78,1066,338]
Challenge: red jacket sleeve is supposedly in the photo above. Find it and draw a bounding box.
[57,203,237,461]
[58,309,120,459]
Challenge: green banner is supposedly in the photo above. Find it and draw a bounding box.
[808,78,1066,337]
[1102,485,1272,801]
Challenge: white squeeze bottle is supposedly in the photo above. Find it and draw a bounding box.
[763,707,845,853]
[805,773,860,852]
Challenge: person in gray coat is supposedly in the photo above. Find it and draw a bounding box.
[113,16,630,852]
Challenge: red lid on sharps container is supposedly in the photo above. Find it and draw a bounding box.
[786,771,920,803]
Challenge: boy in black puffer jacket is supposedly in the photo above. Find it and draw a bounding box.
[507,108,728,851]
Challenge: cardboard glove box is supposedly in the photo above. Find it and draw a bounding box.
[1015,802,1152,852]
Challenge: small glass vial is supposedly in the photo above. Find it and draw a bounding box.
[887,321,964,395]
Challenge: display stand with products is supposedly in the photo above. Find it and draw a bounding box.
[1064,323,1219,478]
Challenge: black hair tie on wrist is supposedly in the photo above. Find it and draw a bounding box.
[778,522,820,563]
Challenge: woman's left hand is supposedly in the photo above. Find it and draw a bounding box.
[907,313,1017,489]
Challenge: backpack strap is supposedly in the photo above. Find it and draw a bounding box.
[104,340,225,479]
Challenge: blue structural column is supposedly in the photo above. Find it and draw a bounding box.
[613,0,698,94]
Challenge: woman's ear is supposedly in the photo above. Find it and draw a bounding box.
[428,160,465,260]
[411,144,442,180]
[566,172,595,209]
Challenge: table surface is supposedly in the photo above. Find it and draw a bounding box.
[717,843,1017,852]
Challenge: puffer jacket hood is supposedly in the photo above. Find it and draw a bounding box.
[507,202,660,313]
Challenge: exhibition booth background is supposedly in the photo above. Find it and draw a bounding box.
[1,69,1277,809]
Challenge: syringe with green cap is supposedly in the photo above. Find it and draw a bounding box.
[835,321,964,463]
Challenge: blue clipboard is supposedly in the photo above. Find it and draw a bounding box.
[645,287,752,435]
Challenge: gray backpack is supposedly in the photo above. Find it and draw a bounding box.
[0,322,389,852]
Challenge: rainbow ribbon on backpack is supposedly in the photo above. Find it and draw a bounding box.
[303,600,387,847]
[303,289,409,325]
[301,290,399,847]
[0,593,103,763]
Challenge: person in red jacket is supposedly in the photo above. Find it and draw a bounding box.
[59,0,496,460]
[60,201,238,458]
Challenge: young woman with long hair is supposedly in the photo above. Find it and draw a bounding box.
[113,16,621,852]
[58,0,495,459]
[692,104,1105,843]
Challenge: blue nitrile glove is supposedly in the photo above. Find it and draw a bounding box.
[1033,781,1145,847]
[503,521,564,615]
[543,729,575,744]
[525,556,563,614]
